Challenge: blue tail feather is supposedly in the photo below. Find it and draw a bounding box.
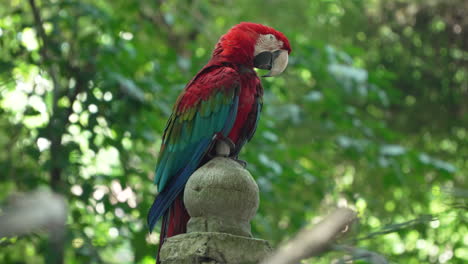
[148,91,239,232]
[148,138,212,231]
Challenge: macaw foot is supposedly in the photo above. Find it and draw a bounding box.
[209,136,247,167]
[230,157,247,168]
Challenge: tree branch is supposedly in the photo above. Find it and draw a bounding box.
[28,0,93,192]
[0,191,67,264]
[28,0,65,191]
[0,191,67,238]
[260,208,357,264]
[28,0,61,95]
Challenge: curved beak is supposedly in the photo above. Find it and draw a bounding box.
[253,50,289,77]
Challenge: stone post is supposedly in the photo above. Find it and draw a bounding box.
[159,157,272,264]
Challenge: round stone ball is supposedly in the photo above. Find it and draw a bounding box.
[184,157,259,223]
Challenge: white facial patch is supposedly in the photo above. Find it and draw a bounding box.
[254,34,284,56]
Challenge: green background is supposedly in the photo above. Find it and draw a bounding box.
[0,0,466,263]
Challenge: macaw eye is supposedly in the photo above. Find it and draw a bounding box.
[268,34,275,40]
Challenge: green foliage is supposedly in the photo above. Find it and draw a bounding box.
[0,0,466,263]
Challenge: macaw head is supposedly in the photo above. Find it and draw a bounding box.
[212,22,291,77]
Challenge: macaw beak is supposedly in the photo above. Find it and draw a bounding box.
[253,50,289,77]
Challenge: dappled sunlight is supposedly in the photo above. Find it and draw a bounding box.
[0,0,466,263]
[146,232,160,245]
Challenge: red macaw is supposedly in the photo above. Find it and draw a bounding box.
[148,22,291,257]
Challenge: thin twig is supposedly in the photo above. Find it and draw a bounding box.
[348,214,435,243]
[332,245,389,264]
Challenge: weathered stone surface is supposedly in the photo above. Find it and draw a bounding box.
[160,158,269,264]
[184,157,259,237]
[160,232,272,264]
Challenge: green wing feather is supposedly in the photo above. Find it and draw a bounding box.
[154,69,240,191]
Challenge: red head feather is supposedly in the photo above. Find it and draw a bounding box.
[212,22,291,66]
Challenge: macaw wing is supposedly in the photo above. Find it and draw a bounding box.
[148,66,240,231]
[232,80,263,156]
[246,82,263,142]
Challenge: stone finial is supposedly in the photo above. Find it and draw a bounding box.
[159,157,272,264]
[184,157,259,237]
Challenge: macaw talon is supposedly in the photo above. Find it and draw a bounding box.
[230,157,247,168]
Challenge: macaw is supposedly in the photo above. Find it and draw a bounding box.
[148,22,291,258]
